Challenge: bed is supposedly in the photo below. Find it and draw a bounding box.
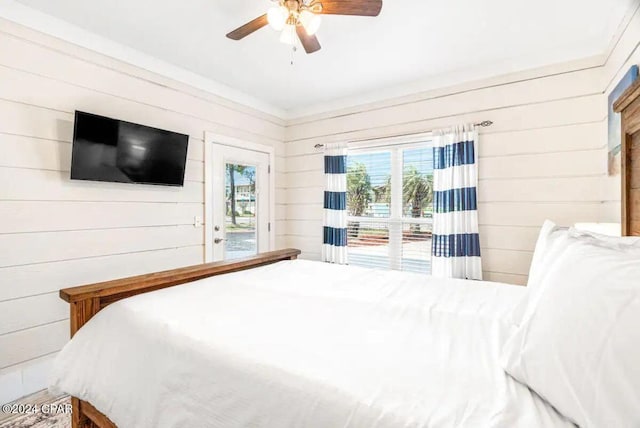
[51,249,574,428]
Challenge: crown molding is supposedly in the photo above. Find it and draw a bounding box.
[0,1,288,119]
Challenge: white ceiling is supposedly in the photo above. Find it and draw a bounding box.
[8,0,638,116]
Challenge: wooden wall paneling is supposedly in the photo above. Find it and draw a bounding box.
[289,55,604,127]
[0,66,282,149]
[285,187,325,205]
[0,320,68,369]
[285,67,602,141]
[481,248,533,277]
[478,176,607,203]
[477,201,603,227]
[0,246,203,302]
[284,219,323,236]
[0,32,284,142]
[0,201,203,234]
[0,353,57,405]
[0,225,202,268]
[0,167,204,203]
[285,203,323,221]
[479,150,603,179]
[477,122,606,157]
[285,121,599,158]
[483,272,527,286]
[478,225,541,252]
[0,293,68,335]
[286,94,605,145]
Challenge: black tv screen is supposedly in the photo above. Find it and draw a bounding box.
[71,111,189,187]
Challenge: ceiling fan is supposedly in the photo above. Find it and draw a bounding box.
[226,0,383,54]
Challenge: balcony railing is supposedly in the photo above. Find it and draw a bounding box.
[346,216,432,273]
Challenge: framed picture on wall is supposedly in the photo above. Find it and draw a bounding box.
[608,65,638,175]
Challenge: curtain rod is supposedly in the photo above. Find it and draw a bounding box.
[313,120,493,149]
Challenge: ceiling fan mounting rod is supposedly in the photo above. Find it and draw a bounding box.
[285,0,299,12]
[279,0,321,16]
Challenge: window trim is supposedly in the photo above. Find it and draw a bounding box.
[348,139,433,155]
[348,131,433,150]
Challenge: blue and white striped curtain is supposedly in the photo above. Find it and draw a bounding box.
[322,142,348,264]
[432,124,482,280]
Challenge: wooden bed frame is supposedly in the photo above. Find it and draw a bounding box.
[59,248,301,428]
[613,77,640,236]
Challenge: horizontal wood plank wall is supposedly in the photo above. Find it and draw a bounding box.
[0,19,286,404]
[283,4,640,285]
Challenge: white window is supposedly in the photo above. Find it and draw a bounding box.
[346,138,434,273]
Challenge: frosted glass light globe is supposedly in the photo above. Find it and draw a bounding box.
[299,10,321,35]
[267,6,288,31]
[279,24,296,45]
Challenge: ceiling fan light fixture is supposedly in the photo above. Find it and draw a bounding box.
[226,0,383,55]
[299,10,322,36]
[267,6,288,31]
[279,23,296,45]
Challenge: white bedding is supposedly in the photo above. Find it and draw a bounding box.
[50,260,574,428]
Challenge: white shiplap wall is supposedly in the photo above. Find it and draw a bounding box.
[283,3,640,285]
[0,19,287,403]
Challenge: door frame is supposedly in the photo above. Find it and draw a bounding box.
[204,132,275,263]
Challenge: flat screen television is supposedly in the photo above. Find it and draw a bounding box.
[71,111,189,187]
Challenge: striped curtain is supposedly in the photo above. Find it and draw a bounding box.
[322,142,348,264]
[431,124,482,280]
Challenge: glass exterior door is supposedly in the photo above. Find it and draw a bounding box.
[210,144,270,262]
[224,163,257,259]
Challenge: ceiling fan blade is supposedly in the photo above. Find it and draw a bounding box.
[312,0,382,16]
[296,26,321,54]
[226,14,269,40]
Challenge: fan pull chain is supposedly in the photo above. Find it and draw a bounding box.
[290,45,297,65]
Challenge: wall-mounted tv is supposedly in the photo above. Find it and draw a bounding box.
[71,111,189,187]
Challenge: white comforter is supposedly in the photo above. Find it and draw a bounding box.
[50,260,574,428]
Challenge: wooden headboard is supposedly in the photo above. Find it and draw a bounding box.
[613,78,640,236]
[60,248,301,337]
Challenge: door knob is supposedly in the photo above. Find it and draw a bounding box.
[214,238,225,244]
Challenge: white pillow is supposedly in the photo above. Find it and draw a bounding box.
[501,240,640,428]
[526,220,569,292]
[509,221,574,326]
[569,227,640,247]
[526,221,640,296]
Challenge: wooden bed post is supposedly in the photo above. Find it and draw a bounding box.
[613,78,640,236]
[70,298,100,337]
[69,300,104,428]
[71,397,96,428]
[60,248,301,428]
